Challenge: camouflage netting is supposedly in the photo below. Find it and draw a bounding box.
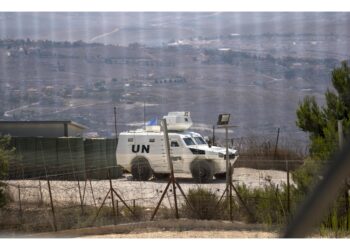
[57,137,86,180]
[9,137,38,178]
[105,138,123,178]
[84,138,108,179]
[35,137,58,178]
[8,137,121,180]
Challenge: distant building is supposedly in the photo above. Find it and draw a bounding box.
[43,86,54,96]
[0,120,87,137]
[72,87,85,98]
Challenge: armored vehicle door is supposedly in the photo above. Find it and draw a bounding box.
[169,137,185,172]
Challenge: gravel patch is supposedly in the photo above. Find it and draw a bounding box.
[5,168,293,208]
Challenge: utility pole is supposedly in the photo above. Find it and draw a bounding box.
[114,106,118,175]
[274,127,280,159]
[215,114,254,222]
[225,125,232,220]
[114,106,118,140]
[217,114,234,221]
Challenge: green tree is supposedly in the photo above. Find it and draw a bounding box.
[0,136,13,207]
[296,61,350,160]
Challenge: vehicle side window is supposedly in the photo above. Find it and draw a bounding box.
[149,138,155,143]
[171,141,179,147]
[194,136,207,145]
[128,138,133,142]
[183,137,195,146]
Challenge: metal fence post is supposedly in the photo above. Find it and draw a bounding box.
[89,179,97,209]
[18,185,22,222]
[116,200,119,217]
[47,179,57,232]
[38,180,43,204]
[345,187,349,231]
[286,160,291,215]
[108,169,117,225]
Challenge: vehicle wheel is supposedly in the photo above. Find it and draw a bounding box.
[131,157,152,181]
[214,163,233,180]
[190,159,214,183]
[214,172,227,180]
[153,173,170,180]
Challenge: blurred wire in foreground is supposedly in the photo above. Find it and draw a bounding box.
[283,139,350,237]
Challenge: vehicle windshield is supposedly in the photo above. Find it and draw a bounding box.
[194,136,207,145]
[183,137,196,146]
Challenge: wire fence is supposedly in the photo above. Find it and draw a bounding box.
[0,158,318,233]
[0,151,349,235]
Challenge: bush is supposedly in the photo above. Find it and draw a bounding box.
[121,205,145,221]
[181,185,300,224]
[291,158,350,233]
[182,187,220,220]
[292,157,324,195]
[235,184,292,224]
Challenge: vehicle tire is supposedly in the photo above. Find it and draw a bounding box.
[214,172,227,180]
[131,157,152,181]
[190,159,214,183]
[214,163,233,180]
[153,173,170,180]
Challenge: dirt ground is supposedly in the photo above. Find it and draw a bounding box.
[27,219,280,238]
[5,168,292,209]
[85,230,278,238]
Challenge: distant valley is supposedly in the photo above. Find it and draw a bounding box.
[0,12,349,146]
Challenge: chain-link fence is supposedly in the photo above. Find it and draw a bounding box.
[1,136,349,236]
[0,159,303,233]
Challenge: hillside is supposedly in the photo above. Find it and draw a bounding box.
[0,12,349,142]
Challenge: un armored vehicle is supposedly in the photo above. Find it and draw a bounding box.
[116,112,238,182]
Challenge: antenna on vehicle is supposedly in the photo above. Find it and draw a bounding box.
[143,100,146,129]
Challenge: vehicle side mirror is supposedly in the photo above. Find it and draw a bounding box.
[204,136,212,148]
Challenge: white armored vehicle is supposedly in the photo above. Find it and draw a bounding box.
[116,112,238,182]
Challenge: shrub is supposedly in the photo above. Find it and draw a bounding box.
[182,187,220,220]
[291,157,324,195]
[235,184,291,224]
[121,205,145,221]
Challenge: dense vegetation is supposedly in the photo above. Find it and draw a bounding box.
[293,61,350,194]
[296,61,350,160]
[292,61,350,233]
